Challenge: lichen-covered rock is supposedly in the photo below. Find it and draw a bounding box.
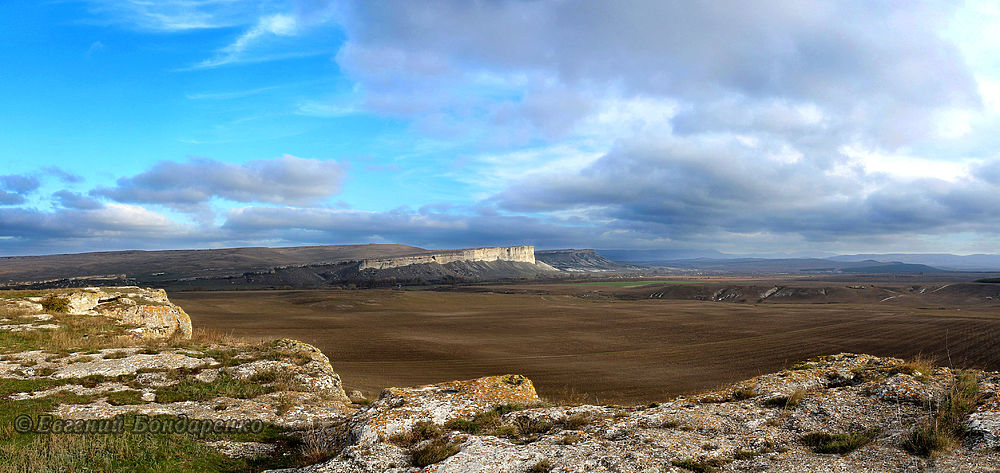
[349,374,539,445]
[272,355,1000,473]
[51,352,209,378]
[56,287,192,339]
[967,411,1000,450]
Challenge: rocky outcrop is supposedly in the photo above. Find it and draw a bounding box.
[359,247,536,271]
[348,375,539,445]
[37,286,192,339]
[271,354,1000,473]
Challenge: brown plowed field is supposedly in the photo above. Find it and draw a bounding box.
[174,286,1000,404]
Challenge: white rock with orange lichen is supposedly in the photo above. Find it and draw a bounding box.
[348,374,540,445]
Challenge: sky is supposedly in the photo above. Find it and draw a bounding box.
[2,1,1000,256]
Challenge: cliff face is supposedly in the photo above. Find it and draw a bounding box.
[358,246,536,271]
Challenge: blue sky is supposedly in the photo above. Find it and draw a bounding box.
[2,1,1000,256]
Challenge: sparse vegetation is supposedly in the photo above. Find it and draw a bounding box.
[105,389,148,405]
[801,428,880,454]
[40,297,70,313]
[154,372,276,403]
[103,350,129,359]
[527,459,553,473]
[887,355,936,382]
[560,412,593,430]
[410,437,462,467]
[388,421,460,467]
[902,371,981,457]
[671,457,728,472]
[731,387,757,401]
[560,433,581,444]
[763,389,805,409]
[732,449,760,460]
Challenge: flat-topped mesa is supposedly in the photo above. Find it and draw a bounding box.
[358,245,536,271]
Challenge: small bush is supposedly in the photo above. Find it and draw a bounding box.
[410,438,461,467]
[444,418,480,434]
[561,412,593,430]
[731,387,757,401]
[41,297,70,313]
[801,428,880,454]
[103,351,129,360]
[671,457,728,472]
[732,449,759,460]
[390,421,444,448]
[528,459,553,473]
[560,433,580,445]
[764,389,805,409]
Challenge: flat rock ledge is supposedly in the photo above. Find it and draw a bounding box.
[9,286,193,339]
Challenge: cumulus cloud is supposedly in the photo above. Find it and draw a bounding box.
[0,203,196,255]
[53,190,102,210]
[336,0,978,148]
[493,135,1000,246]
[93,155,346,210]
[0,191,24,206]
[0,174,40,194]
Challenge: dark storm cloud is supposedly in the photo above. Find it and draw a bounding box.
[495,137,1000,243]
[93,155,346,210]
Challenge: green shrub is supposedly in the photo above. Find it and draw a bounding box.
[801,428,880,454]
[671,457,728,472]
[41,297,70,313]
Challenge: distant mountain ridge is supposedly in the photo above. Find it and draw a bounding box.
[0,245,641,290]
[829,253,1000,271]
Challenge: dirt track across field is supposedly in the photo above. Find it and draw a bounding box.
[174,288,1000,404]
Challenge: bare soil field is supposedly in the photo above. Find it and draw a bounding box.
[174,284,1000,404]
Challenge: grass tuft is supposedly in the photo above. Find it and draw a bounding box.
[801,428,880,454]
[902,371,980,457]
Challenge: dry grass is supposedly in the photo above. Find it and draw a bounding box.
[888,355,937,381]
[902,371,981,457]
[297,428,332,466]
[764,389,806,409]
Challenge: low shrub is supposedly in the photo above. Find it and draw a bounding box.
[801,428,880,454]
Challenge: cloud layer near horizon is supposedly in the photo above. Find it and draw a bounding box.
[4,1,1000,256]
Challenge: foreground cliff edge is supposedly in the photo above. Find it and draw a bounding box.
[1,288,999,472]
